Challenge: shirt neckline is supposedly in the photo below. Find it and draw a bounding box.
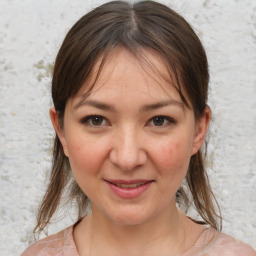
[65,224,217,256]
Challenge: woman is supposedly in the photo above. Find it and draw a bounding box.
[21,1,256,255]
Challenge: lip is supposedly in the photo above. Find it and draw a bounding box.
[104,179,154,199]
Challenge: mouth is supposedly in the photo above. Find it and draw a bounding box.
[107,180,151,188]
[104,179,154,199]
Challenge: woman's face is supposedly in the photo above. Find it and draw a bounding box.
[52,48,209,226]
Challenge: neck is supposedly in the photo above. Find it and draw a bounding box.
[74,203,192,256]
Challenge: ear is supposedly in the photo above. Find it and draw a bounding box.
[50,107,69,157]
[191,107,211,156]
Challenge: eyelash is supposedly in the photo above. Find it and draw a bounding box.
[148,116,176,127]
[81,115,108,127]
[148,116,176,129]
[81,115,176,128]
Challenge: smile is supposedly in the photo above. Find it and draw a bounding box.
[104,179,154,199]
[109,181,149,188]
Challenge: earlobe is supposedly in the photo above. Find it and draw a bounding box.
[191,107,211,156]
[49,107,69,157]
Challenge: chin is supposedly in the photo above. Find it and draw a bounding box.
[111,215,149,227]
[105,206,158,227]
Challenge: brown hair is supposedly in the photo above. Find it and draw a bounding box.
[34,0,221,234]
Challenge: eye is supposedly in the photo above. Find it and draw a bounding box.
[148,116,175,127]
[81,115,108,127]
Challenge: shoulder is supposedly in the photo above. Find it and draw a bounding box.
[203,229,256,256]
[20,225,78,256]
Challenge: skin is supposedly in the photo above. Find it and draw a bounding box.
[50,48,211,256]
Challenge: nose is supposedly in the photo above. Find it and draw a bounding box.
[109,127,147,171]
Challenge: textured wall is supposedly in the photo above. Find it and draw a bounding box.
[0,0,255,255]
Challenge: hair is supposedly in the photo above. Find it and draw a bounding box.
[34,0,222,234]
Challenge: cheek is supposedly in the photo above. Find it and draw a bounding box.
[67,137,107,176]
[155,136,192,171]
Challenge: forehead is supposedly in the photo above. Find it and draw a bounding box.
[73,47,185,104]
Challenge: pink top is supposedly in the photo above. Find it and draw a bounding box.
[21,225,256,256]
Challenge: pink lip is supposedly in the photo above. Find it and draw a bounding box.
[104,179,154,199]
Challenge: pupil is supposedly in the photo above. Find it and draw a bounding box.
[92,116,103,125]
[153,117,164,126]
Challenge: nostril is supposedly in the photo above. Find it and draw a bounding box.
[109,147,147,171]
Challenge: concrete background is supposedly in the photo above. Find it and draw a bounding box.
[0,0,255,255]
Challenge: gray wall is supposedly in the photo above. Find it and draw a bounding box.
[0,0,255,255]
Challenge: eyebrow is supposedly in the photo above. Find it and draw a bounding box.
[74,99,115,111]
[74,98,184,112]
[141,100,184,112]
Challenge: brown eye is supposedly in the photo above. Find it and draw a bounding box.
[81,115,108,127]
[149,116,176,127]
[91,116,104,126]
[152,116,165,126]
